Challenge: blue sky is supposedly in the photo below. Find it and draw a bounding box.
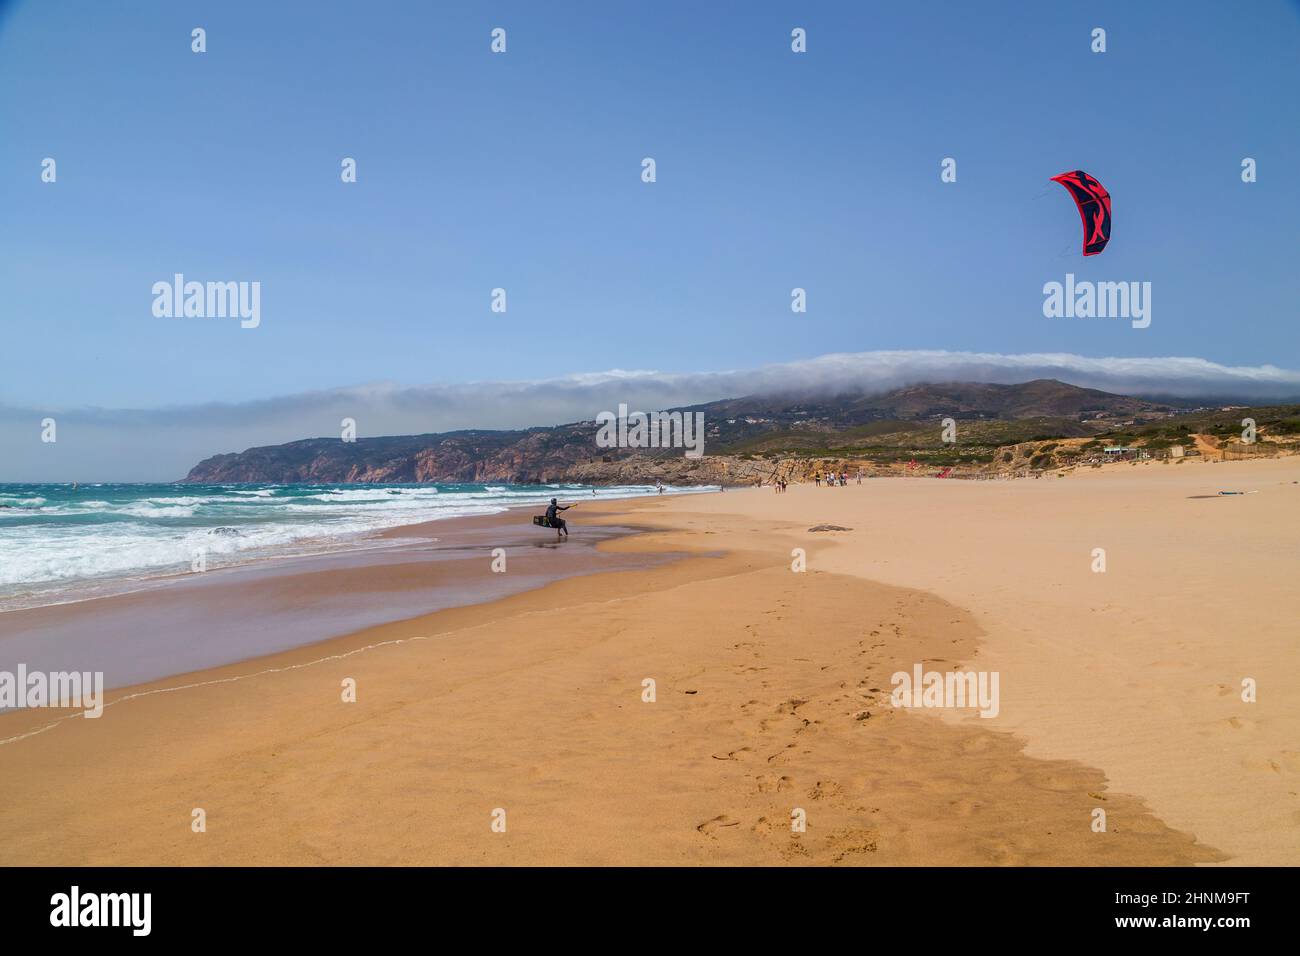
[1,1,1298,477]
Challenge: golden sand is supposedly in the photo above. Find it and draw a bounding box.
[2,457,1295,865]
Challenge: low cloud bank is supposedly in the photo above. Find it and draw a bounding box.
[5,350,1299,481]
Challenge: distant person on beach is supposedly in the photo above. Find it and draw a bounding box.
[545,498,571,538]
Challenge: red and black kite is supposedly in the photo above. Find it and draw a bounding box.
[1051,170,1111,256]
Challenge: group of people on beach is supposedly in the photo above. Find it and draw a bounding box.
[813,470,856,487]
[766,469,864,491]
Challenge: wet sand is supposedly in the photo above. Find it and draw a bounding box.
[0,511,669,690]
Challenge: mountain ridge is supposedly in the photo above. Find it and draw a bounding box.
[183,379,1207,483]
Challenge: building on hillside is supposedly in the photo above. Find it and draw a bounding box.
[1103,446,1146,460]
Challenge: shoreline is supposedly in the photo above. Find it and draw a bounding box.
[0,501,681,692]
[0,483,713,615]
[2,468,1269,865]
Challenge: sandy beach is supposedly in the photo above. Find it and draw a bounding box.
[1,457,1296,866]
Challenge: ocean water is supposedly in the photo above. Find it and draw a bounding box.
[0,481,709,611]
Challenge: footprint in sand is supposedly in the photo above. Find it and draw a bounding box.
[696,814,742,835]
[825,827,878,863]
[780,842,811,861]
[711,746,754,761]
[985,843,1024,866]
[750,819,812,859]
[766,743,798,763]
[1241,757,1282,774]
[755,774,795,793]
[957,735,997,755]
[807,780,845,801]
[948,797,984,818]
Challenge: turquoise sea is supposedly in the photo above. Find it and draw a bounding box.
[0,481,706,611]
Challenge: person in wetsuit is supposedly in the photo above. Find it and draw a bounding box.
[545,498,571,537]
